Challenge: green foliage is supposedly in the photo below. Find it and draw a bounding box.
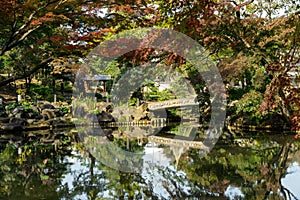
[59,106,70,115]
[168,109,178,117]
[5,102,22,111]
[73,95,97,114]
[157,89,176,101]
[0,135,73,199]
[144,87,175,102]
[22,102,36,113]
[5,101,39,116]
[100,60,121,78]
[251,66,270,92]
[227,88,247,101]
[129,97,137,106]
[30,84,53,101]
[113,138,144,153]
[91,108,100,115]
[235,90,263,117]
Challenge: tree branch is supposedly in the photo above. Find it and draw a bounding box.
[0,58,53,88]
[0,0,61,56]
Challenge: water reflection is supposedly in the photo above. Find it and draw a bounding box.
[224,186,245,200]
[0,126,300,199]
[0,130,72,200]
[281,162,300,199]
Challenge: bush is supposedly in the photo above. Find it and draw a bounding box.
[228,88,247,101]
[59,106,70,115]
[5,101,39,116]
[235,90,263,117]
[30,84,53,99]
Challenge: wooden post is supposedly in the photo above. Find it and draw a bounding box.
[17,95,22,103]
[126,138,130,150]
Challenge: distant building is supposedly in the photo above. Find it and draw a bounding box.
[82,74,111,101]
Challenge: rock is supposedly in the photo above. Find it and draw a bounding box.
[24,112,36,119]
[26,119,37,125]
[42,109,57,119]
[95,102,112,112]
[42,114,49,121]
[15,113,23,119]
[35,114,43,120]
[9,117,28,126]
[53,101,69,108]
[111,107,135,122]
[30,105,41,113]
[97,111,114,122]
[40,137,54,144]
[0,123,23,131]
[0,96,6,105]
[131,103,149,122]
[37,121,50,127]
[62,112,72,120]
[106,104,113,112]
[29,121,51,129]
[72,106,86,117]
[11,106,24,115]
[0,117,9,123]
[46,118,66,126]
[0,105,7,117]
[41,104,55,110]
[55,110,64,117]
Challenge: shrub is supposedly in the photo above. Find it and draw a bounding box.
[235,90,263,118]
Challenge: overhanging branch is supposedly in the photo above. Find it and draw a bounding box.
[0,58,53,87]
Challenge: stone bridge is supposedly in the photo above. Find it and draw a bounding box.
[147,98,199,111]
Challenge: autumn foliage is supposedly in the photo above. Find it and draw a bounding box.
[0,0,299,132]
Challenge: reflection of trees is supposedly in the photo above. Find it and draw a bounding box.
[238,138,300,199]
[57,155,160,199]
[2,130,299,199]
[72,131,213,199]
[177,136,300,199]
[57,153,107,200]
[260,142,297,200]
[58,135,300,199]
[0,137,72,200]
[82,134,145,173]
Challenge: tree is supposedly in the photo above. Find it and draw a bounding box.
[0,0,116,88]
[1,0,299,130]
[153,0,300,130]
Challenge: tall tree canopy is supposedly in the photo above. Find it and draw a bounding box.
[0,0,299,130]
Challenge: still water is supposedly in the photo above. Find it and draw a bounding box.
[0,126,299,200]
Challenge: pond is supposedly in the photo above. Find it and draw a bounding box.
[0,125,299,200]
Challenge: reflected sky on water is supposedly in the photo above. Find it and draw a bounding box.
[281,162,300,199]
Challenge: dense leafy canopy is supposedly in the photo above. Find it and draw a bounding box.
[0,0,299,129]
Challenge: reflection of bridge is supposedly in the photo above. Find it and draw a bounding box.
[147,135,209,167]
[147,136,208,150]
[108,122,200,138]
[82,123,209,168]
[148,98,199,111]
[107,122,204,151]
